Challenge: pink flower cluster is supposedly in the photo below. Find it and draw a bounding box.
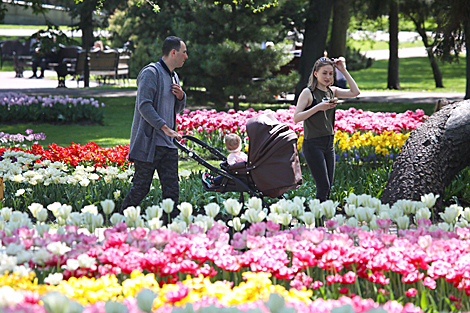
[1,294,423,313]
[3,220,470,300]
[176,107,427,136]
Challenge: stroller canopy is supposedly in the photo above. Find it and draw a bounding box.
[246,113,302,198]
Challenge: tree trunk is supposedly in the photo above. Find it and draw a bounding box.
[328,0,351,59]
[426,48,444,88]
[387,0,401,90]
[80,10,93,88]
[294,0,333,102]
[413,21,444,88]
[381,100,470,211]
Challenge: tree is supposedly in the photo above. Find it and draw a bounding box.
[381,100,470,211]
[294,0,334,100]
[401,0,444,88]
[109,0,290,110]
[328,0,352,59]
[434,0,470,98]
[387,0,401,90]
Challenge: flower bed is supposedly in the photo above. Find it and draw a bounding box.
[0,92,105,124]
[0,192,469,311]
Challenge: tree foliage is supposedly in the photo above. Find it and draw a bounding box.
[108,0,291,110]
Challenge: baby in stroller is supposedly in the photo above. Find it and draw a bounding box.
[202,133,247,188]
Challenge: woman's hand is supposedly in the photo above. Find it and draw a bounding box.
[333,58,346,73]
[317,100,337,111]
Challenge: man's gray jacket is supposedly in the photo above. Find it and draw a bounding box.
[128,62,186,163]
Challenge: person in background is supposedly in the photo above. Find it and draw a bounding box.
[334,56,347,89]
[91,40,104,52]
[120,36,188,225]
[293,57,360,202]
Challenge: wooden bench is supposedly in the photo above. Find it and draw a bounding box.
[1,39,33,77]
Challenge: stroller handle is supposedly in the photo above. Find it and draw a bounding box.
[174,135,227,161]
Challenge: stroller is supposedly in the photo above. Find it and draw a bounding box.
[174,113,303,205]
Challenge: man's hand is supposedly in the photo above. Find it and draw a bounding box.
[161,124,182,141]
[171,84,184,100]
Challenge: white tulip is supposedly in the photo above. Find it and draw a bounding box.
[242,208,266,223]
[35,223,50,237]
[28,203,44,219]
[204,203,220,218]
[47,202,62,218]
[110,213,125,225]
[1,207,12,221]
[66,212,82,226]
[161,198,175,214]
[415,207,431,221]
[44,273,64,285]
[58,205,72,220]
[302,212,316,227]
[346,217,359,227]
[178,202,193,218]
[279,213,293,226]
[228,217,245,232]
[224,198,243,216]
[147,217,163,230]
[246,197,263,211]
[345,192,358,206]
[100,199,116,215]
[136,289,157,313]
[344,204,356,217]
[321,200,338,219]
[439,205,462,224]
[82,204,98,215]
[334,214,346,226]
[421,193,440,209]
[168,220,187,234]
[437,222,451,232]
[105,301,128,313]
[395,216,410,230]
[36,209,49,223]
[47,241,71,256]
[179,169,191,179]
[461,207,470,222]
[124,206,141,223]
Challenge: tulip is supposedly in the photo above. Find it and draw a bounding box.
[36,208,49,223]
[67,212,82,226]
[421,193,440,209]
[228,217,245,232]
[179,169,191,179]
[58,205,73,220]
[110,213,125,225]
[169,220,187,234]
[161,198,175,214]
[82,204,98,215]
[124,206,141,224]
[344,204,356,217]
[100,199,116,215]
[105,301,129,313]
[44,273,64,285]
[246,197,262,211]
[224,198,243,216]
[1,207,12,221]
[439,205,462,224]
[346,217,359,227]
[136,289,157,313]
[242,208,266,223]
[204,203,220,218]
[28,203,44,218]
[279,213,292,226]
[395,216,410,230]
[437,222,451,231]
[47,241,71,256]
[35,223,50,236]
[461,207,470,222]
[145,205,162,220]
[302,212,315,227]
[148,217,163,230]
[321,200,338,219]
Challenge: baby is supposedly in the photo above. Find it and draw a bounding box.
[202,133,247,187]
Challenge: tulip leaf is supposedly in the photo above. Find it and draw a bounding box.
[420,290,429,310]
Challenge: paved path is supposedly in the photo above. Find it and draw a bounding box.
[1,70,464,104]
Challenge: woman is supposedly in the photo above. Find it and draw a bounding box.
[293,57,360,202]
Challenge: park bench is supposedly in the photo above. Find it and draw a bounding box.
[0,39,33,77]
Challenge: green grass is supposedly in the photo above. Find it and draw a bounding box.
[348,39,423,51]
[352,56,467,92]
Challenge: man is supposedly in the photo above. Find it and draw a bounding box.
[120,36,188,224]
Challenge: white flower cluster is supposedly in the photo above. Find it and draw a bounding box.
[0,150,133,186]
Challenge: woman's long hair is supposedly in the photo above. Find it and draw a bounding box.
[307,57,335,92]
